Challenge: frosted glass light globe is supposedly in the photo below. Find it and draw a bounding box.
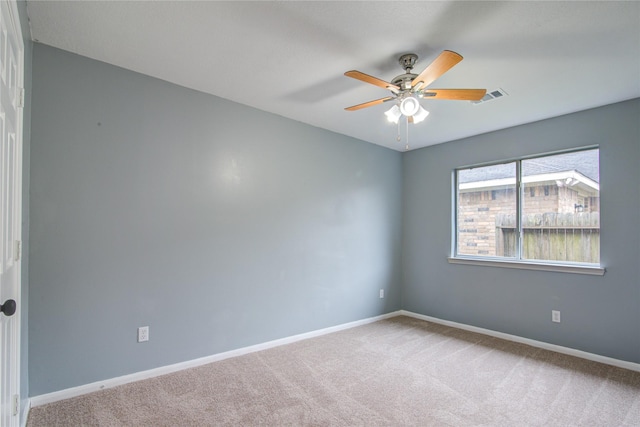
[400,97,420,116]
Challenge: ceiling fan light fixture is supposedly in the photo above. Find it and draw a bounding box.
[384,105,401,124]
[400,97,420,116]
[412,106,429,124]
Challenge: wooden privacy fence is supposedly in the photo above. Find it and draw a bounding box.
[496,212,600,263]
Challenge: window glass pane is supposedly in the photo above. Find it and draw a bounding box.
[521,149,599,264]
[457,163,516,258]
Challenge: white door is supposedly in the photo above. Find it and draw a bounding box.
[0,0,22,425]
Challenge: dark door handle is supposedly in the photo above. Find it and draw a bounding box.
[1,299,16,317]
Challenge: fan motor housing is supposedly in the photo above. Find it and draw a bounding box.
[391,73,417,91]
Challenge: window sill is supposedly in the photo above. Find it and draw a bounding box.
[447,257,605,276]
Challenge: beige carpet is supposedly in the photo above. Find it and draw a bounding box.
[27,316,640,426]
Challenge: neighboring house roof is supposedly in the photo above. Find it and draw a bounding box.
[459,149,599,184]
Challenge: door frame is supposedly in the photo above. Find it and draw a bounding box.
[0,0,24,425]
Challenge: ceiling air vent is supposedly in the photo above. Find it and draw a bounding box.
[472,88,508,105]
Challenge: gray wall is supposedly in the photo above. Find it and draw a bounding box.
[29,44,403,395]
[402,98,640,364]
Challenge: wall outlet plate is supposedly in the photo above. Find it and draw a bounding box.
[552,310,561,323]
[138,326,149,342]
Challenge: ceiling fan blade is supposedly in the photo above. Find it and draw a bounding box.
[420,89,487,101]
[345,70,400,92]
[344,97,394,111]
[411,50,463,89]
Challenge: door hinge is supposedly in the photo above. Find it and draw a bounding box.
[18,87,25,108]
[14,240,21,262]
[12,394,19,416]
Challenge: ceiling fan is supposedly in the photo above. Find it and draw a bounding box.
[344,50,486,124]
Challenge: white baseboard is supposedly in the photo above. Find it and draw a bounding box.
[399,310,640,373]
[29,309,640,408]
[30,311,401,407]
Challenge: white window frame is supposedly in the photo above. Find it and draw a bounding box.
[449,147,605,276]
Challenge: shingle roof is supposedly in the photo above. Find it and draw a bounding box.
[459,149,599,184]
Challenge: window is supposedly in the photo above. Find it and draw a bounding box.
[453,148,601,270]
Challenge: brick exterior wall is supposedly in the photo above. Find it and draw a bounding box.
[457,183,599,257]
[457,187,514,256]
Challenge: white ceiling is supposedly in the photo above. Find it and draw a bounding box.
[25,1,640,151]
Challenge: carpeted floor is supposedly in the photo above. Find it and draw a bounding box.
[27,316,640,426]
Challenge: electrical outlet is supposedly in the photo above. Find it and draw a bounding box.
[138,326,149,342]
[379,289,384,298]
[552,310,561,323]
